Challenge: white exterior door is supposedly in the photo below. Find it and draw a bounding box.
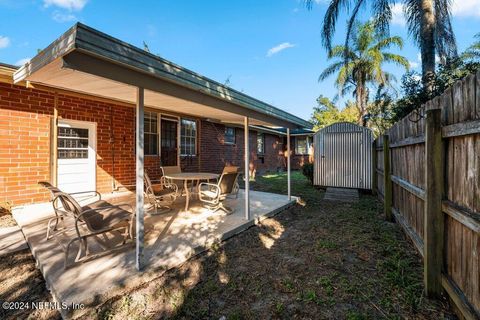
[57,120,96,193]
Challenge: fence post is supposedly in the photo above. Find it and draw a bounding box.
[424,108,444,297]
[372,140,377,195]
[383,135,393,221]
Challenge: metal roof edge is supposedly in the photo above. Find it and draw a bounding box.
[13,23,79,83]
[12,22,312,129]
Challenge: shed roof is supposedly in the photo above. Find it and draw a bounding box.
[314,122,372,134]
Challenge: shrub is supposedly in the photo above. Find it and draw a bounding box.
[301,163,314,184]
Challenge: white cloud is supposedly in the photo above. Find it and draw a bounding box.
[266,42,296,57]
[391,3,405,26]
[409,61,419,69]
[43,0,87,11]
[15,58,31,66]
[52,10,76,22]
[452,0,480,18]
[0,36,10,49]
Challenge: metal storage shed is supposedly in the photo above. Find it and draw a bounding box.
[313,122,373,189]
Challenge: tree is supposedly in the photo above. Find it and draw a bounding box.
[392,57,479,121]
[319,21,409,125]
[310,95,358,130]
[306,0,457,94]
[462,33,480,62]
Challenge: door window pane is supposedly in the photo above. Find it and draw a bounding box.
[58,127,89,159]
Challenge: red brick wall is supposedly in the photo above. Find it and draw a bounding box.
[0,82,138,206]
[0,83,51,205]
[1,82,304,207]
[197,121,285,175]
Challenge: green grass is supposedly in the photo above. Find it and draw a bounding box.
[249,171,323,206]
[89,172,453,320]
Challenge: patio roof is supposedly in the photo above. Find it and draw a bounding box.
[13,23,311,129]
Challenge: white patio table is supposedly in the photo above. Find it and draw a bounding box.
[164,172,219,212]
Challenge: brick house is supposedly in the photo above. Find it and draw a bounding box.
[0,23,313,209]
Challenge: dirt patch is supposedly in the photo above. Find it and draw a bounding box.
[0,173,456,319]
[0,249,60,320]
[81,173,455,319]
[0,214,17,228]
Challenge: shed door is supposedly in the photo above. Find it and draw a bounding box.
[57,120,96,193]
[324,132,361,188]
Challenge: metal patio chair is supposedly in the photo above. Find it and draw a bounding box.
[38,182,134,268]
[222,166,240,199]
[144,171,177,215]
[198,170,240,214]
[39,181,103,240]
[160,166,184,196]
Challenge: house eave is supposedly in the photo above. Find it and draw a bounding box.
[13,22,312,129]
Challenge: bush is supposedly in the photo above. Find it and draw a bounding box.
[301,163,314,184]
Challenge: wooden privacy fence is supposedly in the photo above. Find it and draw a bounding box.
[373,70,480,320]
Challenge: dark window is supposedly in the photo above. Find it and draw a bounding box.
[144,111,158,155]
[257,133,265,154]
[161,118,178,166]
[180,119,196,156]
[225,127,236,144]
[58,127,89,159]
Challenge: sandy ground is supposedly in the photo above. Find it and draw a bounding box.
[0,173,456,319]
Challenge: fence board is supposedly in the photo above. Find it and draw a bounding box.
[373,71,480,319]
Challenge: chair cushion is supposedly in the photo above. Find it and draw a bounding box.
[81,203,132,231]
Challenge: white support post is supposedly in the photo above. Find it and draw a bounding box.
[287,128,291,201]
[244,116,250,220]
[135,87,145,271]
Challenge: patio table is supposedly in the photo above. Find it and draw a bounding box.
[164,172,219,212]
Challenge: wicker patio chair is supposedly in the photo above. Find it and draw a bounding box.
[198,171,240,214]
[144,171,177,215]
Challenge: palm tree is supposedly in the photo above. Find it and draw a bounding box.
[462,33,480,62]
[306,0,457,94]
[319,21,409,125]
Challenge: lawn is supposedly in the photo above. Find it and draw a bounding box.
[0,172,454,319]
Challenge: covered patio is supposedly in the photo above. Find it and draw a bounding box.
[10,23,310,316]
[13,189,295,318]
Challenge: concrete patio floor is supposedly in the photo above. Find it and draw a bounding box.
[13,189,295,318]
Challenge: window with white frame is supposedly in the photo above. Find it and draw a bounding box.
[144,111,158,155]
[295,136,311,155]
[180,119,196,156]
[257,132,265,155]
[224,127,236,144]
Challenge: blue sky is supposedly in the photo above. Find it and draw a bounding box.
[0,0,479,121]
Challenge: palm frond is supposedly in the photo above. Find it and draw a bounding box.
[322,0,355,50]
[319,61,345,81]
[383,53,410,69]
